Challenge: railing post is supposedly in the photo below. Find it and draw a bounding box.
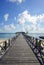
[34,38,38,53]
[4,41,7,50]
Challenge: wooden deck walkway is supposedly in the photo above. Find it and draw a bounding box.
[0,34,40,65]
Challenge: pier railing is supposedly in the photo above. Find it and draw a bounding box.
[0,39,11,58]
[24,34,44,65]
[0,33,19,59]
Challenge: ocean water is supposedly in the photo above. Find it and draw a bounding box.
[0,33,16,39]
[27,33,44,38]
[0,33,44,39]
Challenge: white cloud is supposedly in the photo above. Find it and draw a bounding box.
[17,10,44,33]
[8,0,23,4]
[17,10,44,25]
[24,24,44,33]
[17,0,23,3]
[4,14,9,21]
[23,24,38,33]
[17,10,37,25]
[4,23,15,31]
[18,17,25,24]
[37,14,44,22]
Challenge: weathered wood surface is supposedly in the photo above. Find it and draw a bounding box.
[0,34,40,65]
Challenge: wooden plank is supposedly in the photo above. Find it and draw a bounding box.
[0,34,40,65]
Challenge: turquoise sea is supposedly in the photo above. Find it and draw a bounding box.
[0,33,44,39]
[0,33,16,39]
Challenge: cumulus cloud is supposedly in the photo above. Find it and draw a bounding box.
[38,14,44,22]
[4,23,15,31]
[17,10,37,25]
[18,0,23,3]
[18,17,25,25]
[17,10,44,33]
[17,10,44,24]
[23,24,38,33]
[4,14,9,21]
[8,0,23,4]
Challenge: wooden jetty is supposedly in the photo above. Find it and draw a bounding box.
[0,33,42,65]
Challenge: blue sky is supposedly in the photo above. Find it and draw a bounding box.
[0,0,44,33]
